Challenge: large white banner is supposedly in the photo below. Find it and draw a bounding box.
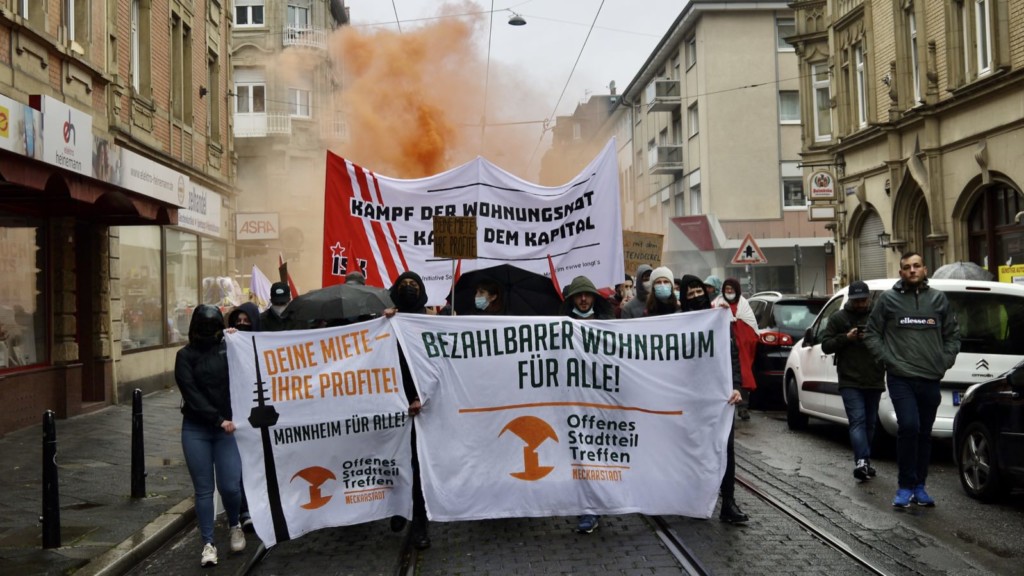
[322,139,625,304]
[392,311,734,521]
[226,319,412,547]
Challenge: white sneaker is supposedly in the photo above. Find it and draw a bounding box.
[200,542,218,567]
[229,525,246,553]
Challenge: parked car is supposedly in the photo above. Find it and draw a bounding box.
[784,278,1024,439]
[953,360,1024,501]
[746,292,828,408]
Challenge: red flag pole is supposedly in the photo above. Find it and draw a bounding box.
[547,254,563,301]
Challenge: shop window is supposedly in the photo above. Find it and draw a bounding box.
[0,219,47,370]
[121,227,164,350]
[165,229,199,346]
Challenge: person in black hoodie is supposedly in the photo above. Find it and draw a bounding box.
[175,305,246,566]
[226,301,261,333]
[679,275,750,524]
[386,271,431,549]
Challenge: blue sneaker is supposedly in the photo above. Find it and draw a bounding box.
[912,484,935,507]
[576,514,599,534]
[892,488,913,508]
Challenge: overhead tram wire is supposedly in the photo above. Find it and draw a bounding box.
[526,0,606,175]
[390,0,402,33]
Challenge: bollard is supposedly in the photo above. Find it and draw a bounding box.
[41,410,61,549]
[131,388,147,499]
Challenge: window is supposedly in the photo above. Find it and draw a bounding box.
[16,0,28,17]
[673,178,686,217]
[171,15,193,123]
[779,91,800,123]
[63,0,88,49]
[854,44,867,128]
[234,84,265,114]
[121,227,164,350]
[235,0,265,27]
[689,169,702,215]
[288,88,311,118]
[908,8,921,103]
[659,127,668,146]
[208,52,220,142]
[0,216,47,370]
[777,18,795,51]
[686,36,696,69]
[812,64,832,142]
[974,0,993,75]
[782,162,805,209]
[64,0,75,41]
[647,139,656,169]
[130,1,152,98]
[287,4,310,28]
[165,229,199,346]
[688,102,699,137]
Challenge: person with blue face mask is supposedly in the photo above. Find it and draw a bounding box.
[559,275,614,534]
[644,267,678,317]
[473,280,504,315]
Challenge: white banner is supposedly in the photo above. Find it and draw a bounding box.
[226,319,412,547]
[392,311,734,521]
[323,139,625,304]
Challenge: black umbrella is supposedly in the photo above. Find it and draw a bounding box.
[453,264,563,316]
[283,283,394,325]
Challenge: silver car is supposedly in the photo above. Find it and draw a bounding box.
[784,278,1024,438]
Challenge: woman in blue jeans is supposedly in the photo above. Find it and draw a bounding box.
[175,305,245,566]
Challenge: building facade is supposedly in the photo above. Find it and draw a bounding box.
[230,0,348,293]
[616,0,833,293]
[788,0,1024,283]
[0,1,236,435]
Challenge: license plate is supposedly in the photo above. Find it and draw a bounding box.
[952,391,963,406]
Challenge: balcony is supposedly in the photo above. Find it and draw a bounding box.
[233,113,292,138]
[320,117,349,143]
[646,79,681,112]
[650,145,684,175]
[282,26,329,50]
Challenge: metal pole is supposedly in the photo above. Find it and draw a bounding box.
[131,389,147,498]
[41,410,61,548]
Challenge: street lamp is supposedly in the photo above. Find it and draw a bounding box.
[877,232,891,248]
[508,12,526,26]
[824,240,834,255]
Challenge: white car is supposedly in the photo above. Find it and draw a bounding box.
[784,278,1024,438]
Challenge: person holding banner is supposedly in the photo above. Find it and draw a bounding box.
[643,267,679,317]
[175,305,246,566]
[387,271,431,549]
[621,265,653,319]
[713,278,758,421]
[561,275,614,534]
[680,275,750,524]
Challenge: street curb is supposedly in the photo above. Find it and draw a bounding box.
[73,497,195,576]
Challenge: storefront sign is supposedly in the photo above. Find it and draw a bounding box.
[178,182,223,237]
[236,212,280,240]
[119,148,189,207]
[808,204,837,221]
[808,170,836,201]
[0,95,42,159]
[32,95,93,177]
[998,264,1024,285]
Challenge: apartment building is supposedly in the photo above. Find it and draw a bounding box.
[788,0,1024,282]
[619,0,832,294]
[0,1,236,434]
[230,0,348,292]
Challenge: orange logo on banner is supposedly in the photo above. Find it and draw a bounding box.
[499,416,559,481]
[292,466,336,509]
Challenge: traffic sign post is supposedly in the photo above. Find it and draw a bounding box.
[731,234,768,265]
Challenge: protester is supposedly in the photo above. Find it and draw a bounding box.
[680,275,750,524]
[561,275,613,534]
[820,281,885,481]
[712,278,758,420]
[864,253,960,508]
[386,271,431,549]
[473,279,504,315]
[175,305,245,566]
[260,282,291,331]
[704,275,724,301]
[621,264,653,319]
[611,274,634,318]
[643,267,678,317]
[224,301,262,532]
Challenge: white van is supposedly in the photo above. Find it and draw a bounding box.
[784,278,1024,438]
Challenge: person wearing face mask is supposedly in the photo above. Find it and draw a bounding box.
[643,266,678,317]
[712,278,758,420]
[680,275,750,524]
[260,282,292,331]
[621,264,653,319]
[559,275,614,534]
[175,305,246,566]
[385,271,431,549]
[473,280,504,315]
[226,302,261,333]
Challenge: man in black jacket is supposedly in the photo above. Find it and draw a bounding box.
[820,281,885,481]
[260,282,291,331]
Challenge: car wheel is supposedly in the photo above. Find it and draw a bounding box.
[958,422,1004,501]
[785,374,808,430]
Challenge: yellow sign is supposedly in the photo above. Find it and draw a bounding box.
[998,264,1024,285]
[622,231,663,274]
[433,216,477,259]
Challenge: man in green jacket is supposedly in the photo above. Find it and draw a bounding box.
[864,253,960,508]
[821,281,885,482]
